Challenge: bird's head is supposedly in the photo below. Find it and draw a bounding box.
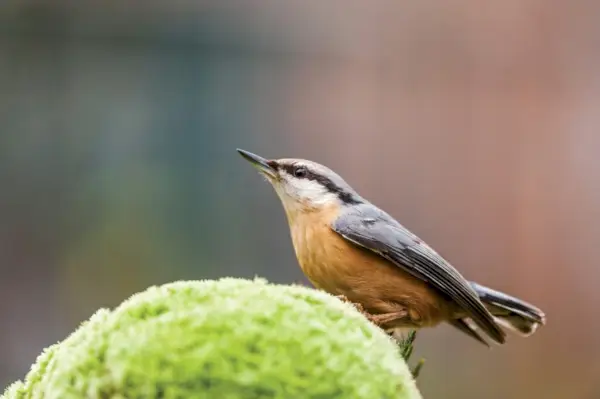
[237,149,363,217]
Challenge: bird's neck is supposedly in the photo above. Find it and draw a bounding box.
[281,200,338,226]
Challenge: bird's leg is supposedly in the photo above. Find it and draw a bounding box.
[335,295,410,329]
[366,310,409,328]
[335,295,369,315]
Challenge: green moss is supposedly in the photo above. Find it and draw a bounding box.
[2,381,25,399]
[2,278,421,398]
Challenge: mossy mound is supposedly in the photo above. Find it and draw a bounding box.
[2,277,421,398]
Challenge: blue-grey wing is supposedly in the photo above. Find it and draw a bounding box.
[330,204,505,344]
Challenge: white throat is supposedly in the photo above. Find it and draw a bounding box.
[274,179,339,211]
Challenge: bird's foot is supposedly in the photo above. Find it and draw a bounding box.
[335,295,369,315]
[335,296,409,328]
[334,294,351,302]
[366,310,409,327]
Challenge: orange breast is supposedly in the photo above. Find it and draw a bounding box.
[287,206,455,327]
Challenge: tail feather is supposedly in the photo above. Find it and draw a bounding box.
[449,319,490,347]
[470,282,546,337]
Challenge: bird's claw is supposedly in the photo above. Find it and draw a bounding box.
[335,296,405,327]
[335,296,413,330]
[335,294,350,302]
[335,295,368,314]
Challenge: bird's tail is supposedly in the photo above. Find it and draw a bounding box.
[471,282,546,336]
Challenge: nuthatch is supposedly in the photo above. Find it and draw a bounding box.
[237,149,546,345]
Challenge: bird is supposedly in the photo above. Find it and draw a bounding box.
[237,148,546,346]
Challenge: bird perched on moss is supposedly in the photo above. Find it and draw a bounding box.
[237,149,546,346]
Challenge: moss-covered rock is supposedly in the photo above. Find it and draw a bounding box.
[2,278,421,398]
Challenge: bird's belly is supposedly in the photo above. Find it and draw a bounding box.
[292,223,454,327]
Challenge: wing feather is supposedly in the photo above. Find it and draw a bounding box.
[331,204,506,344]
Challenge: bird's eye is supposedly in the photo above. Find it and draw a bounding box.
[293,166,307,178]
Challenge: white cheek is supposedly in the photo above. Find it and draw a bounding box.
[292,180,337,205]
[272,176,338,211]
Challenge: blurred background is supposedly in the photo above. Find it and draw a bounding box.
[1,1,599,398]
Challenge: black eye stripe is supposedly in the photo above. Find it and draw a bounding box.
[279,163,362,205]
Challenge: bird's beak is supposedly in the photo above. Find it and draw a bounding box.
[237,149,278,179]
